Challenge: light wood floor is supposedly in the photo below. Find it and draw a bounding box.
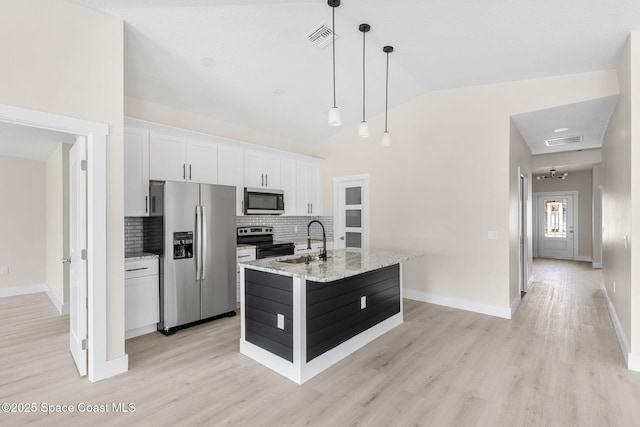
[2,259,640,426]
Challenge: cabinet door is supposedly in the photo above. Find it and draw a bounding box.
[218,145,245,215]
[243,150,263,188]
[295,161,310,215]
[280,158,296,215]
[262,154,281,189]
[149,133,186,181]
[125,275,160,330]
[307,163,322,215]
[124,127,150,217]
[187,140,217,184]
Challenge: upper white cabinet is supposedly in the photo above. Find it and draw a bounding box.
[296,161,322,216]
[124,126,150,217]
[218,144,245,215]
[244,150,281,189]
[280,158,297,216]
[149,133,217,184]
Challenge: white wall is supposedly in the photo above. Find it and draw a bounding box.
[0,156,46,290]
[602,32,640,361]
[45,143,70,311]
[0,0,125,359]
[316,70,618,317]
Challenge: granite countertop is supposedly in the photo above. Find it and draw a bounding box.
[125,252,160,261]
[240,248,422,283]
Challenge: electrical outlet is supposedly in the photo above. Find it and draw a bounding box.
[0,266,8,276]
[294,226,298,233]
[277,313,284,330]
[488,231,499,240]
[360,296,367,309]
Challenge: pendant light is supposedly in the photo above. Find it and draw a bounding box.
[327,0,341,126]
[381,45,393,146]
[358,23,370,138]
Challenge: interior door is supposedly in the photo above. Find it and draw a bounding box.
[334,176,369,249]
[69,136,88,376]
[537,194,574,259]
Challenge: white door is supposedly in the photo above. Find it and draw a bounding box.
[69,136,88,376]
[334,175,369,249]
[537,193,574,259]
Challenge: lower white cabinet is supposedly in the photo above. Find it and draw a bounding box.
[236,247,256,308]
[125,258,159,339]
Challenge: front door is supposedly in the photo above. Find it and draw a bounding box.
[69,136,88,376]
[536,193,574,259]
[334,175,369,249]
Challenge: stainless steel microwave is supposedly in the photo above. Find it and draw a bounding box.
[244,187,285,215]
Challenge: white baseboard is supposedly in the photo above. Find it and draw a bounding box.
[600,282,640,372]
[404,288,512,319]
[125,324,157,340]
[91,353,129,383]
[0,284,48,298]
[510,295,521,317]
[592,262,602,269]
[574,255,593,262]
[46,287,69,315]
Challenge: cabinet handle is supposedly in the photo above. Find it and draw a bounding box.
[183,164,186,180]
[310,203,313,214]
[126,267,149,272]
[261,174,264,187]
[265,174,268,187]
[238,255,252,259]
[189,164,192,180]
[145,196,148,213]
[152,196,156,213]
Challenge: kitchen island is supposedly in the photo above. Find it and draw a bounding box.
[238,248,421,384]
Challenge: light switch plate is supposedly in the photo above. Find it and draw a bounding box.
[0,266,8,276]
[488,231,498,240]
[360,296,366,309]
[277,313,284,330]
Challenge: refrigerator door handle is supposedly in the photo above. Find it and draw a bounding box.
[195,205,201,280]
[201,205,207,280]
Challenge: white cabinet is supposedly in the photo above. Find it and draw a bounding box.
[236,247,256,308]
[125,258,159,339]
[218,145,245,215]
[244,150,281,189]
[149,133,218,184]
[296,161,322,216]
[280,158,297,216]
[124,127,150,217]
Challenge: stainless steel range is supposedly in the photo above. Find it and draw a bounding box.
[237,226,295,259]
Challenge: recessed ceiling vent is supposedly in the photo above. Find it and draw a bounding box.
[545,135,583,147]
[305,23,338,49]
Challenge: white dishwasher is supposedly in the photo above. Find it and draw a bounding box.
[125,257,160,339]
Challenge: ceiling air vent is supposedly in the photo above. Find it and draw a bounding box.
[545,135,583,147]
[304,23,338,49]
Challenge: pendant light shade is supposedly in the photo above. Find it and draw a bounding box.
[359,23,370,138]
[381,45,393,146]
[328,0,341,126]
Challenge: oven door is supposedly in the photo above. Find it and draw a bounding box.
[244,188,285,215]
[256,244,295,259]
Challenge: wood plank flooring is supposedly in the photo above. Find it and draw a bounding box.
[2,259,640,426]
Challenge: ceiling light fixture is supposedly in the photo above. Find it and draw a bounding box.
[358,23,370,138]
[536,168,568,180]
[327,0,341,126]
[554,127,569,133]
[381,45,394,146]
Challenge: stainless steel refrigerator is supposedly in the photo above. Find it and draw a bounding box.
[156,181,236,334]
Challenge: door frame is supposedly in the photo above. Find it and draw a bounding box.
[0,103,127,382]
[533,190,579,260]
[333,174,370,249]
[518,168,529,293]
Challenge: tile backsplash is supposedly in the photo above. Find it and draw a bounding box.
[125,215,334,255]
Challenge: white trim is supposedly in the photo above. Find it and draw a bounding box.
[510,295,521,317]
[125,324,157,340]
[600,282,640,371]
[0,284,48,298]
[403,288,513,319]
[573,255,593,263]
[592,262,603,269]
[46,286,69,315]
[0,104,126,382]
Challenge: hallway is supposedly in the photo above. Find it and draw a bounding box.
[1,259,640,426]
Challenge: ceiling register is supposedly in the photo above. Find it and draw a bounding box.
[325,1,395,146]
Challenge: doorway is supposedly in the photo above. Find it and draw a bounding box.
[519,169,529,293]
[0,103,124,381]
[333,175,369,249]
[534,191,578,260]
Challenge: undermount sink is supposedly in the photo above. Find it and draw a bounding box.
[278,255,330,264]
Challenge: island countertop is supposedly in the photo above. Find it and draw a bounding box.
[239,248,422,283]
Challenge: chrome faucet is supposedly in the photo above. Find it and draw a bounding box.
[307,220,327,261]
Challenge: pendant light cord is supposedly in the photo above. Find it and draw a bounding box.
[362,30,366,122]
[332,6,337,109]
[384,50,389,132]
